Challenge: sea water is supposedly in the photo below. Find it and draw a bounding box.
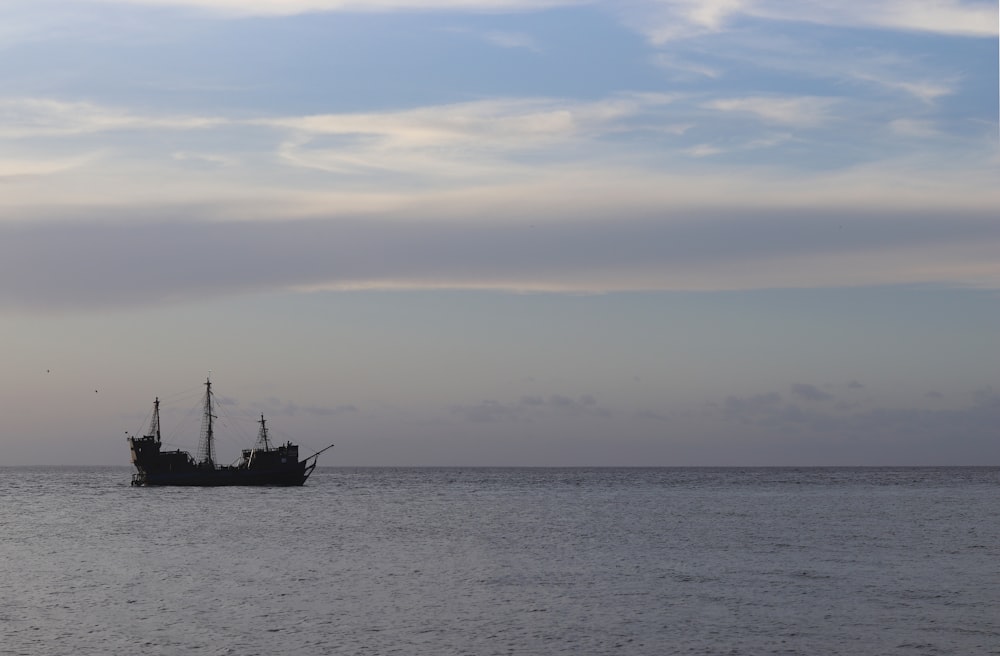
[1,467,998,655]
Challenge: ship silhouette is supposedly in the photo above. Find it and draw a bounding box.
[128,377,333,486]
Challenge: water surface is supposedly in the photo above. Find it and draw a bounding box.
[1,467,998,655]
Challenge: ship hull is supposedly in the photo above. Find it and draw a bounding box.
[132,465,313,487]
[129,434,316,487]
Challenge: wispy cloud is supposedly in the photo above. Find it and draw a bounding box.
[704,96,838,127]
[619,0,751,44]
[91,0,587,16]
[261,97,646,146]
[619,0,998,44]
[0,152,100,178]
[652,54,722,79]
[644,27,967,121]
[685,144,724,157]
[65,0,998,40]
[257,95,671,178]
[442,26,543,52]
[0,90,994,214]
[171,151,239,169]
[483,30,542,52]
[0,98,224,139]
[850,71,957,103]
[889,118,941,138]
[754,0,999,38]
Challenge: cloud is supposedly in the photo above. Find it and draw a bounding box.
[717,386,1000,455]
[0,98,224,139]
[483,30,542,52]
[704,96,838,127]
[442,26,543,52]
[723,392,782,421]
[757,1,999,38]
[685,144,724,157]
[452,394,610,423]
[616,0,752,43]
[171,151,238,169]
[10,0,998,65]
[1,90,993,206]
[852,74,956,103]
[0,153,100,178]
[791,383,834,402]
[652,54,721,79]
[2,199,1000,312]
[54,0,996,41]
[0,100,996,308]
[642,21,969,119]
[619,0,998,44]
[889,118,942,138]
[258,95,665,178]
[451,399,525,424]
[253,398,359,416]
[68,0,997,43]
[89,0,587,17]
[683,132,794,158]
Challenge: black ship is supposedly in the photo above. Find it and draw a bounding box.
[128,377,333,486]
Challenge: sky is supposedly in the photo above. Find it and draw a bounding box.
[1,0,998,466]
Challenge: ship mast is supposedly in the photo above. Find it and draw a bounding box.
[150,397,161,443]
[197,377,217,466]
[256,414,272,451]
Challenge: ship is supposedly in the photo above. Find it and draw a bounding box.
[128,377,333,486]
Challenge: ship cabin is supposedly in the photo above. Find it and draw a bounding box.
[241,442,300,469]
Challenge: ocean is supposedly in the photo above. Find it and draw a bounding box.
[1,467,998,655]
